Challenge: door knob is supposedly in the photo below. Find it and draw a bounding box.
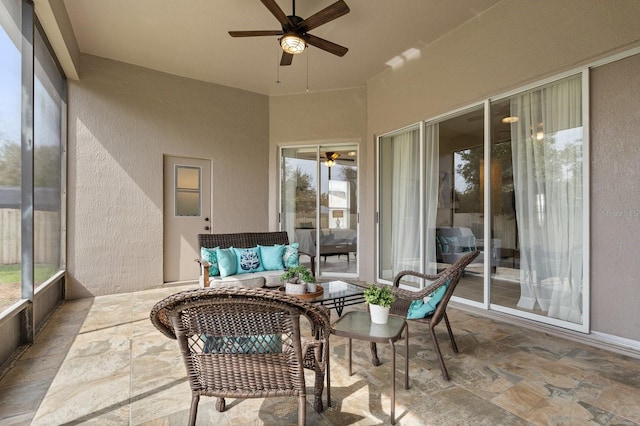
[204,226,210,231]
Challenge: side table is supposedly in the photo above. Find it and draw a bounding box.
[331,311,409,424]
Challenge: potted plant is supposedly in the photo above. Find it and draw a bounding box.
[363,284,396,324]
[280,265,315,294]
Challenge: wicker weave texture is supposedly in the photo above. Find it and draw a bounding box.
[150,287,331,425]
[198,232,289,249]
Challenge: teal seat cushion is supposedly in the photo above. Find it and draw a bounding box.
[283,242,299,268]
[259,244,286,271]
[216,247,237,277]
[202,334,283,354]
[233,246,264,274]
[406,279,451,319]
[200,247,220,276]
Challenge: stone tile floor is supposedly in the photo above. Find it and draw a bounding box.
[0,282,639,425]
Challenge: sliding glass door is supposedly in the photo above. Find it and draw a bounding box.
[377,73,587,330]
[280,145,358,277]
[490,74,585,325]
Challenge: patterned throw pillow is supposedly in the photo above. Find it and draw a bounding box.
[258,244,286,271]
[216,247,237,277]
[200,247,220,276]
[283,242,299,268]
[406,279,451,319]
[233,246,265,274]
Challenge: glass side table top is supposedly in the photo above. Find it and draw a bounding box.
[331,311,406,342]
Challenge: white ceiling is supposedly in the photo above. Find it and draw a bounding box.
[62,0,500,96]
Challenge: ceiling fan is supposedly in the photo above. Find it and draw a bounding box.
[229,0,350,66]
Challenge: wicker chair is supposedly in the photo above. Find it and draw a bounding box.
[371,250,480,381]
[150,287,331,425]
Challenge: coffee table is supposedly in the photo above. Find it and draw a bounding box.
[331,311,409,425]
[303,280,365,316]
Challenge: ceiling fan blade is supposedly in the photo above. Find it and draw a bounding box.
[305,34,348,57]
[298,0,350,32]
[260,0,294,28]
[280,52,294,66]
[229,30,283,37]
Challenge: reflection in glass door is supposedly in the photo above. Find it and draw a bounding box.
[280,146,358,277]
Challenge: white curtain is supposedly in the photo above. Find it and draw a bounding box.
[424,124,439,275]
[510,75,583,322]
[391,129,420,277]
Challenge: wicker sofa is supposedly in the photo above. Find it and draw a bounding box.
[197,231,314,289]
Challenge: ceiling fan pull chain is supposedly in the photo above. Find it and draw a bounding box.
[306,49,309,92]
[276,46,281,83]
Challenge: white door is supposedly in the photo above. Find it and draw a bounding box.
[163,155,212,282]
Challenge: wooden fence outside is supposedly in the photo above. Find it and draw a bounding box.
[0,209,60,265]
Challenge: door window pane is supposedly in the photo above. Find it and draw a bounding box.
[281,147,319,273]
[175,165,201,216]
[434,106,485,302]
[0,0,22,311]
[319,146,357,275]
[378,126,421,283]
[281,146,358,276]
[490,74,584,324]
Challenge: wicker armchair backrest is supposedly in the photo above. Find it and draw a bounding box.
[391,249,480,326]
[198,231,289,249]
[150,287,331,425]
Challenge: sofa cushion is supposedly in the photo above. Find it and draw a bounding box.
[216,247,237,277]
[283,242,300,268]
[262,270,285,288]
[200,247,220,276]
[233,246,265,274]
[259,244,286,271]
[208,273,265,289]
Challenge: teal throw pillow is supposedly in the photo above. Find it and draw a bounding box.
[233,246,264,274]
[283,242,299,268]
[406,279,451,319]
[259,244,286,271]
[216,247,237,277]
[200,247,220,276]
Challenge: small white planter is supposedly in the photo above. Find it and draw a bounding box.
[369,304,390,324]
[285,282,307,295]
[305,282,317,293]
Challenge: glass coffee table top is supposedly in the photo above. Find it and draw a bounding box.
[302,280,365,316]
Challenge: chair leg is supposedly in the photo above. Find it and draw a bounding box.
[313,365,324,413]
[429,325,450,381]
[215,397,226,412]
[188,395,200,426]
[443,313,459,353]
[298,395,306,426]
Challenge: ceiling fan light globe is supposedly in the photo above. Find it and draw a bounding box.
[280,33,306,54]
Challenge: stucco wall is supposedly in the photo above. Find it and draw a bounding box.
[590,54,640,341]
[67,55,269,298]
[364,0,640,341]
